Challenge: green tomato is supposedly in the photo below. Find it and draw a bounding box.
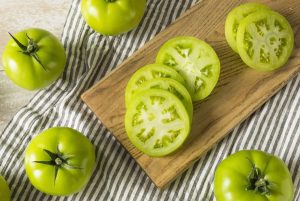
[2,28,66,90]
[0,174,10,201]
[156,36,220,101]
[225,2,270,53]
[24,127,96,196]
[125,89,191,157]
[237,10,294,71]
[214,150,294,201]
[81,0,146,36]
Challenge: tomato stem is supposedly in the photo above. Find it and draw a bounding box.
[246,158,270,195]
[25,33,39,54]
[8,32,46,71]
[34,149,83,184]
[8,32,27,50]
[105,0,117,2]
[55,158,63,166]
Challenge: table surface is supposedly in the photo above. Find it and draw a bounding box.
[0,0,71,132]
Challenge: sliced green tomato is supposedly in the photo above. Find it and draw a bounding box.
[225,3,270,53]
[156,36,220,101]
[125,89,190,157]
[237,10,294,71]
[125,64,185,107]
[134,78,193,121]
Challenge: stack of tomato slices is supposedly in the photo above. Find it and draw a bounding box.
[225,3,294,71]
[125,36,220,157]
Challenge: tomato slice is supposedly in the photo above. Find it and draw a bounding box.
[125,64,185,107]
[237,10,294,71]
[133,78,193,121]
[225,3,270,53]
[125,89,190,157]
[156,36,220,101]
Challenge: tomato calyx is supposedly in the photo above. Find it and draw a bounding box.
[246,158,271,195]
[33,149,82,183]
[8,32,46,71]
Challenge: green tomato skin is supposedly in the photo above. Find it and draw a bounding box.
[2,28,66,90]
[214,150,294,201]
[0,175,10,201]
[81,0,146,35]
[24,127,96,196]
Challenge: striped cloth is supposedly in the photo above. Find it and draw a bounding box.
[1,0,299,200]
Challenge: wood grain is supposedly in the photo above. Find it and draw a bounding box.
[0,0,71,132]
[81,0,300,188]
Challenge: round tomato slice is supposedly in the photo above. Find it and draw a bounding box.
[125,89,190,157]
[125,64,185,107]
[225,3,270,53]
[214,150,294,201]
[133,78,193,121]
[156,36,220,101]
[236,10,294,71]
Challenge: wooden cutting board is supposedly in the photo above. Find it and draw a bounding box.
[81,0,300,188]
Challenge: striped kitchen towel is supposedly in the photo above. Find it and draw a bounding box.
[0,0,299,200]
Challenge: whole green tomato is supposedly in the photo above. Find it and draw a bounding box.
[81,0,146,35]
[24,127,96,196]
[2,28,66,90]
[214,150,294,201]
[0,174,10,201]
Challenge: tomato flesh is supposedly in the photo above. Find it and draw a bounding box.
[236,10,294,71]
[125,64,185,108]
[133,78,193,121]
[125,89,190,157]
[156,36,220,101]
[225,3,270,53]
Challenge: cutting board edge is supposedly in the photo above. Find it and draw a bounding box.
[81,94,165,188]
[80,0,300,190]
[154,65,300,188]
[81,63,300,189]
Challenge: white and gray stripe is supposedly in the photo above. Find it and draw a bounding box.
[0,0,299,200]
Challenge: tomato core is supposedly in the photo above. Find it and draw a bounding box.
[26,41,38,54]
[55,158,63,166]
